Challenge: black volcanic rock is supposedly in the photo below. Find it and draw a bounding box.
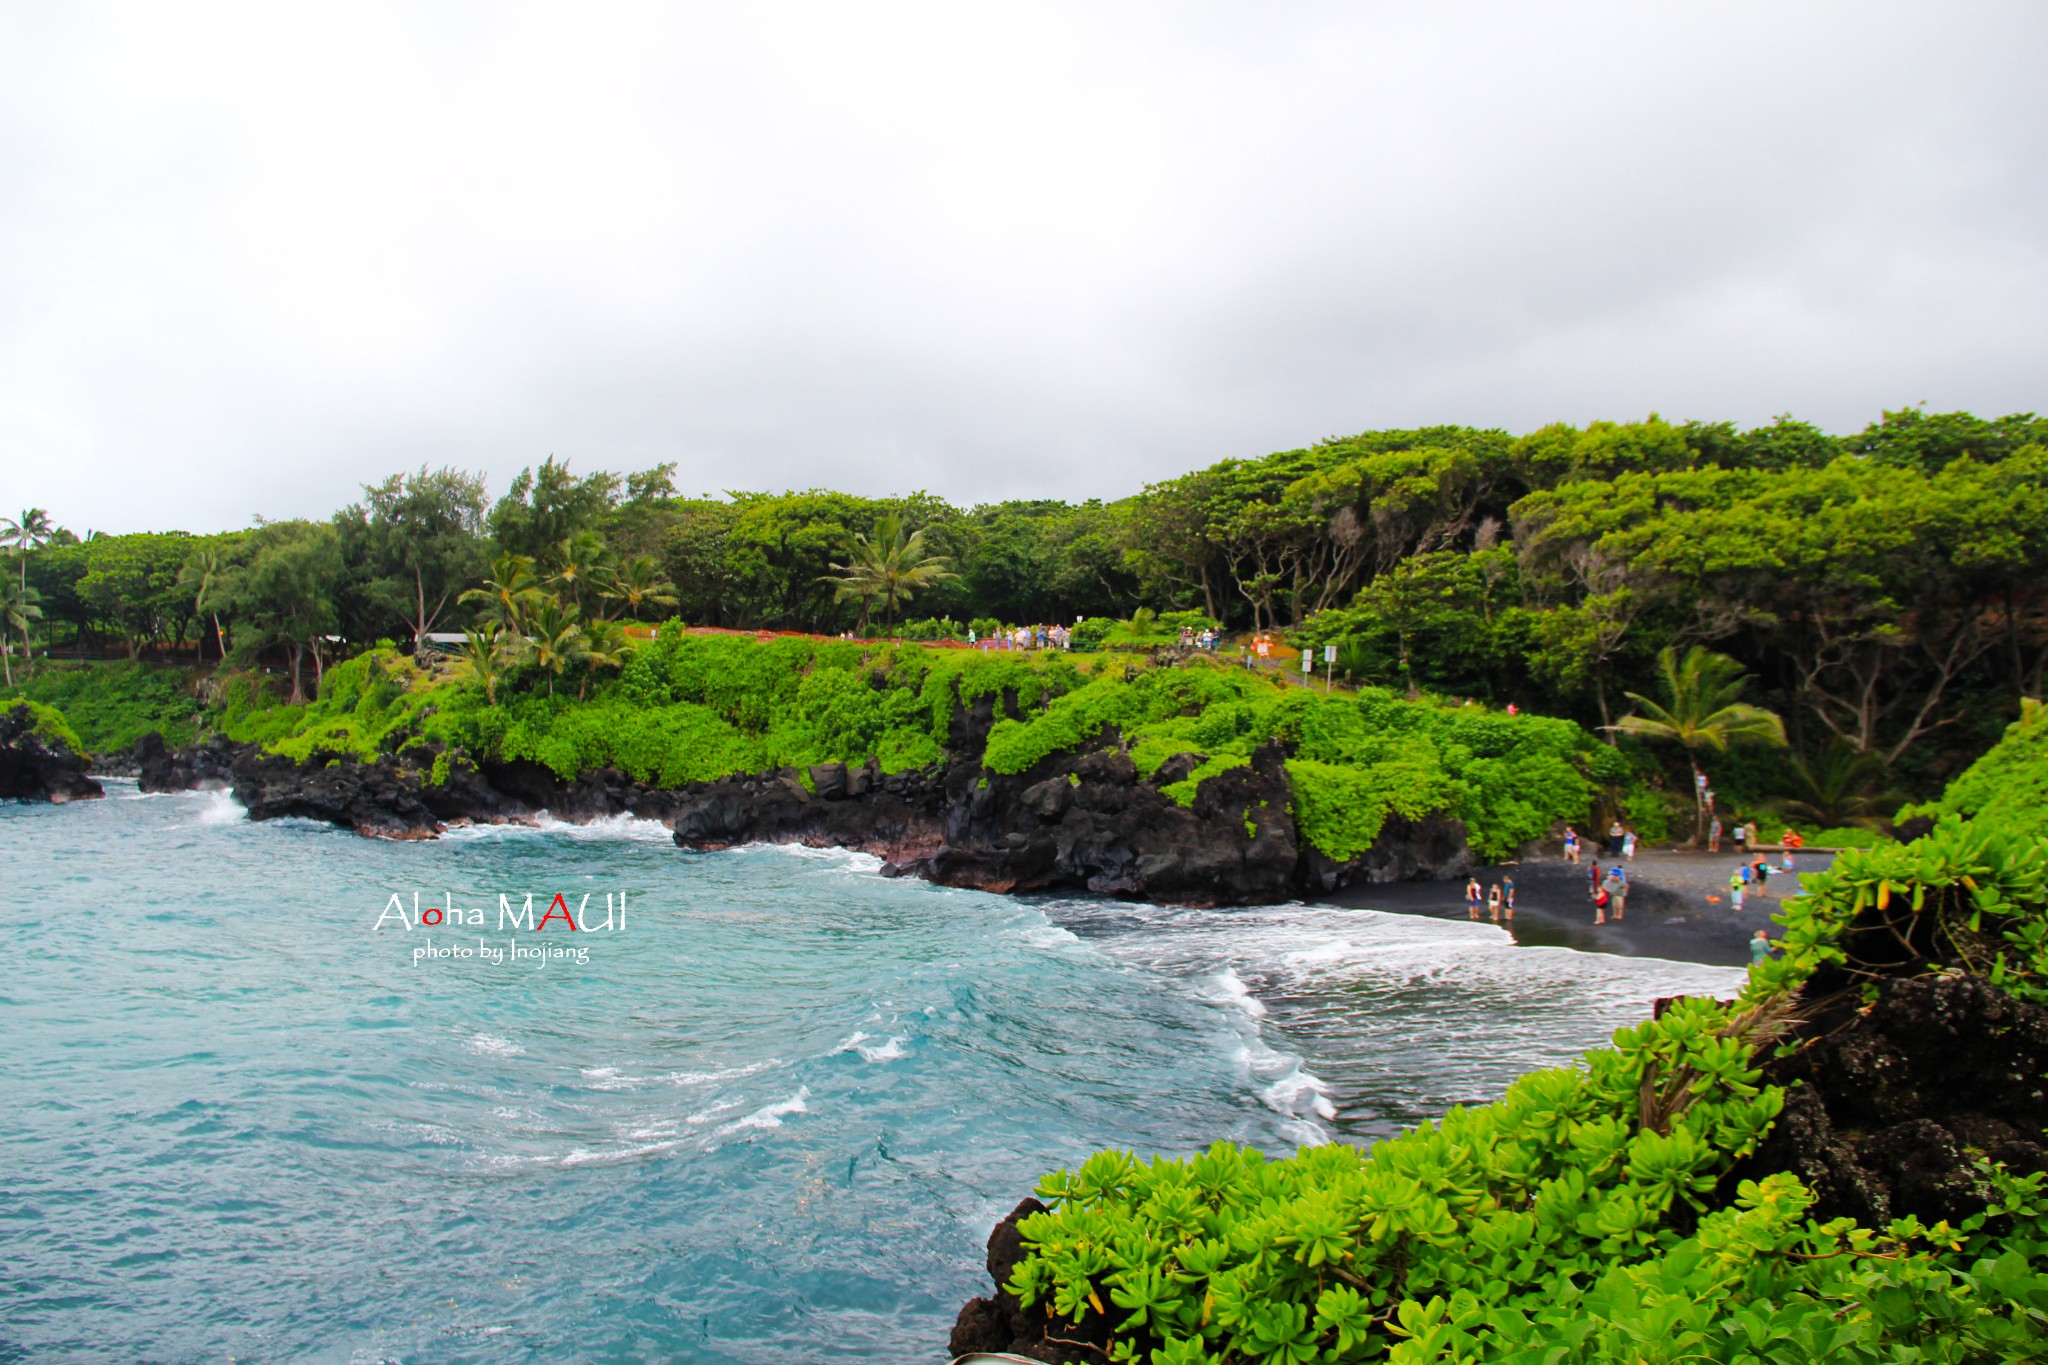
[135,731,249,792]
[1733,971,2048,1227]
[230,751,443,840]
[0,703,103,804]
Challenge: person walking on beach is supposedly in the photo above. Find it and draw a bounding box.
[1607,819,1624,855]
[1750,856,1771,899]
[1563,827,1580,864]
[1708,816,1723,853]
[1732,822,1748,855]
[1487,883,1504,923]
[1501,874,1516,921]
[1730,867,1746,912]
[1623,829,1638,860]
[1750,929,1772,965]
[1466,877,1483,920]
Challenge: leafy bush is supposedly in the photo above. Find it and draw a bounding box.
[1902,699,2048,838]
[0,662,205,753]
[5,698,87,756]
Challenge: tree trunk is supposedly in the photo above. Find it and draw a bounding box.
[287,642,306,705]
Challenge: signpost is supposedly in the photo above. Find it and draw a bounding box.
[1323,644,1337,691]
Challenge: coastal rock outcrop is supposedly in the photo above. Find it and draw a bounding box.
[1734,971,2048,1226]
[0,703,104,803]
[145,688,1481,902]
[948,1198,1105,1364]
[135,732,248,793]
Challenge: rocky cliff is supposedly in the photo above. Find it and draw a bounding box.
[128,688,1474,905]
[0,703,103,804]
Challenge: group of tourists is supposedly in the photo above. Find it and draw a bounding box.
[1177,626,1219,649]
[1464,875,1516,923]
[1562,823,1639,863]
[968,624,1074,651]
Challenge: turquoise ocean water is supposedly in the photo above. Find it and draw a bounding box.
[0,783,1742,1362]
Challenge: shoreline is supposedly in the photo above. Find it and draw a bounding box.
[1318,848,1829,968]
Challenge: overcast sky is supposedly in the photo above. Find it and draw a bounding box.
[2,2,2043,534]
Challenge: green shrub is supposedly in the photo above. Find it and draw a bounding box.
[0,662,205,753]
[5,698,86,756]
[1902,698,2048,838]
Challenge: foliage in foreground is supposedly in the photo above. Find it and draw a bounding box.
[1009,813,2048,1362]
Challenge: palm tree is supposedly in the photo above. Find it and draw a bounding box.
[459,553,545,633]
[520,597,588,695]
[601,554,678,622]
[178,549,230,662]
[819,516,957,634]
[577,617,636,699]
[458,623,508,705]
[548,532,613,614]
[2,508,54,596]
[1778,737,1899,830]
[1611,646,1787,844]
[0,580,42,687]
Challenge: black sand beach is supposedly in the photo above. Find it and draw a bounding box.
[1321,849,1833,968]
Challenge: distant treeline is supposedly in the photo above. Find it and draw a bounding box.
[4,405,2044,790]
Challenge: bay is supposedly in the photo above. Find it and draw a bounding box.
[0,784,1742,1362]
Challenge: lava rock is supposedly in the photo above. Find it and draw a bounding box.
[135,732,248,793]
[0,703,103,804]
[1734,972,2048,1226]
[230,751,441,840]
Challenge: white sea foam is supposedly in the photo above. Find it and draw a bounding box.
[533,811,675,843]
[752,841,884,873]
[558,1139,681,1167]
[1200,968,1268,1018]
[839,1031,909,1062]
[578,1057,784,1092]
[466,1033,525,1058]
[195,790,247,825]
[724,1087,810,1132]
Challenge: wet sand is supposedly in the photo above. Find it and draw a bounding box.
[1318,849,1829,968]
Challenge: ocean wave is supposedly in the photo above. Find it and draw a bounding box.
[838,1031,909,1062]
[723,1087,810,1133]
[466,1033,524,1058]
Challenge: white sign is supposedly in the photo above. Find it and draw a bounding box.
[1323,645,1337,663]
[1301,652,1313,673]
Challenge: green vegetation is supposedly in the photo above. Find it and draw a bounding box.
[1007,808,2048,1363]
[6,406,2040,817]
[0,662,204,753]
[1903,700,2048,840]
[4,698,85,755]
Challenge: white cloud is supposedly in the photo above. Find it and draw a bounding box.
[1,0,2042,531]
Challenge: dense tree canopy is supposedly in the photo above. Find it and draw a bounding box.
[4,405,2042,803]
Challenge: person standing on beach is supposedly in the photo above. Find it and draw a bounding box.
[1732,822,1748,855]
[1466,877,1483,920]
[1750,856,1771,899]
[1750,929,1772,964]
[1563,827,1580,864]
[1623,829,1638,860]
[1502,875,1516,921]
[1607,819,1624,855]
[1606,866,1629,921]
[1709,816,1723,853]
[1730,868,1746,912]
[1487,884,1504,923]
[1781,827,1802,873]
